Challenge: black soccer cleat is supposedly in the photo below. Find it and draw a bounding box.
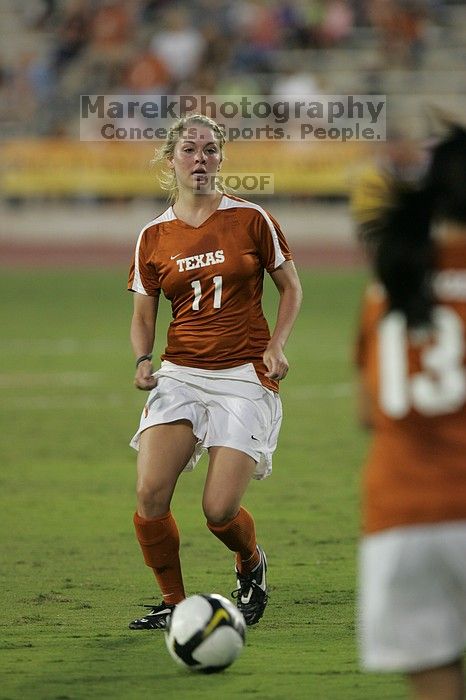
[232,545,268,626]
[128,602,175,630]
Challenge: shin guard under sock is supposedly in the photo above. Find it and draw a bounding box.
[207,506,260,574]
[133,511,185,604]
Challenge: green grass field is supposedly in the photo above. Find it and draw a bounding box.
[0,266,405,700]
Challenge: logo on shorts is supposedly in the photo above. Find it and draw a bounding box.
[251,435,259,441]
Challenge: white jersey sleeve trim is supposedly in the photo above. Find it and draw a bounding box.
[219,195,286,270]
[131,207,176,294]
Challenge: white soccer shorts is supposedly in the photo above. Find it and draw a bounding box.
[359,521,466,672]
[130,361,283,480]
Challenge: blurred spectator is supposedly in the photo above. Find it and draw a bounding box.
[89,0,134,51]
[0,0,455,139]
[226,0,281,74]
[11,51,44,117]
[271,69,320,97]
[140,0,173,24]
[367,0,429,68]
[236,0,284,50]
[319,0,354,47]
[51,0,91,73]
[198,23,232,76]
[296,1,326,48]
[0,60,15,132]
[191,0,234,35]
[274,1,305,47]
[123,45,171,93]
[20,0,56,29]
[150,7,206,84]
[228,35,274,75]
[62,0,136,95]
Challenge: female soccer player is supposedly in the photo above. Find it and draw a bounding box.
[127,114,302,630]
[356,124,466,700]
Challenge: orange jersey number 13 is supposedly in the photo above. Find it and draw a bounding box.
[378,306,466,418]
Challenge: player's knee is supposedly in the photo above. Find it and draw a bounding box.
[136,480,170,514]
[203,500,237,526]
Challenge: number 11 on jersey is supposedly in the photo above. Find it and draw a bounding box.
[191,276,223,311]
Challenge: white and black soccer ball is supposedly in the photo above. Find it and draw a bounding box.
[165,593,246,673]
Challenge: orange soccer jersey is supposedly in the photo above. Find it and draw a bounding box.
[356,240,466,534]
[128,194,292,391]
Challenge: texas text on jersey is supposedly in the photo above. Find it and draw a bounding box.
[128,194,292,391]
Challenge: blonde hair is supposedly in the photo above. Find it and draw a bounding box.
[151,114,226,203]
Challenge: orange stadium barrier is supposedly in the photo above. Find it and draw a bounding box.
[0,139,374,197]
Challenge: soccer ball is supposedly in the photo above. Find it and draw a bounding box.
[165,593,246,673]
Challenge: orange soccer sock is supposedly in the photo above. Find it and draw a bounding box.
[207,507,260,574]
[133,511,185,605]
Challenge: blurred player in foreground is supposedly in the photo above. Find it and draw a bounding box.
[127,114,302,630]
[355,124,466,700]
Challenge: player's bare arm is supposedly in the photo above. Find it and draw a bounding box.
[131,291,160,390]
[264,260,302,380]
[355,371,374,430]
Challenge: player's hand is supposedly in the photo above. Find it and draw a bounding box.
[134,360,157,391]
[263,341,289,381]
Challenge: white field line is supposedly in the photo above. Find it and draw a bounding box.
[0,372,102,388]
